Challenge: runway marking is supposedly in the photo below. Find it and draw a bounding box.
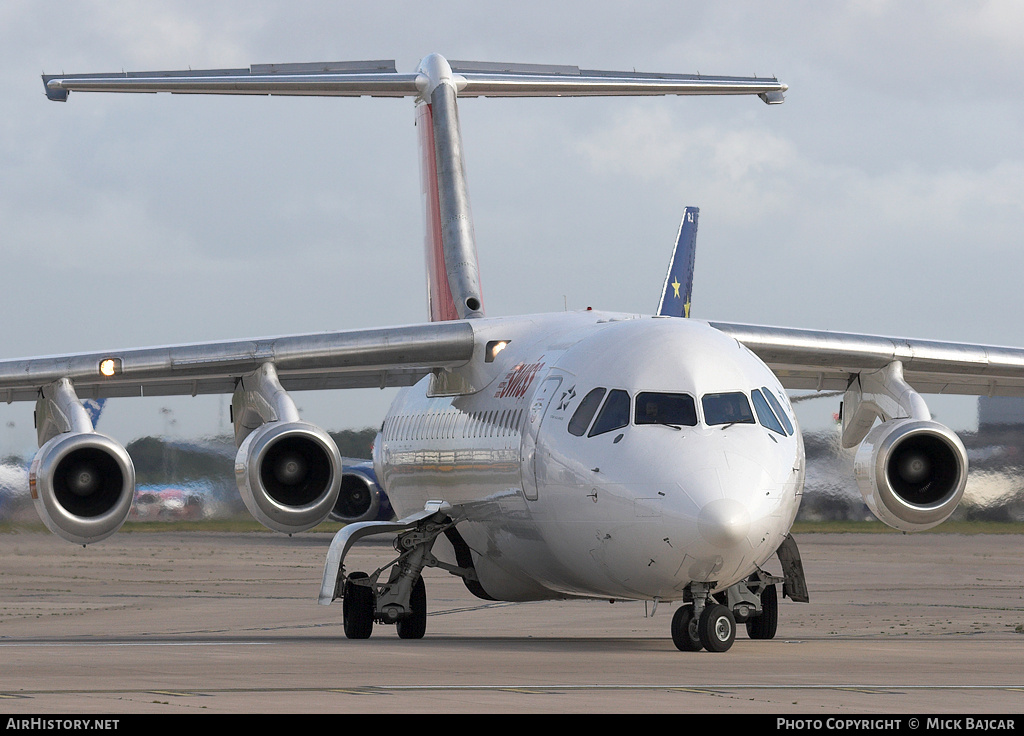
[145,690,208,698]
[0,641,271,647]
[4,684,1023,698]
[429,601,533,616]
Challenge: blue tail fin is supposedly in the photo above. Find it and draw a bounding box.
[657,206,699,317]
[82,398,106,427]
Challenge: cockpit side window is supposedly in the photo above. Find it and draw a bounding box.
[588,389,631,437]
[701,391,755,426]
[751,389,786,435]
[568,387,606,437]
[761,387,794,436]
[635,392,698,427]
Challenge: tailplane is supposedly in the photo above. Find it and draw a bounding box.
[42,58,785,324]
[657,206,699,317]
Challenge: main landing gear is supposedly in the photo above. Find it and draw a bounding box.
[321,502,480,641]
[342,569,428,640]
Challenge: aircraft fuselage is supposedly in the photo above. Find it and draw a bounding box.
[375,311,805,602]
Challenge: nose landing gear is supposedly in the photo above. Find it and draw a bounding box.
[672,572,780,652]
[670,535,807,652]
[671,600,736,652]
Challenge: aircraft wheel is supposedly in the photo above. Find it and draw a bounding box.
[396,575,427,640]
[698,603,736,653]
[343,572,375,639]
[746,583,778,640]
[671,605,703,651]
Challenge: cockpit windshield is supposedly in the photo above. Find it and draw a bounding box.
[589,389,631,437]
[568,387,606,437]
[635,392,698,427]
[701,391,755,426]
[751,388,786,435]
[760,386,794,435]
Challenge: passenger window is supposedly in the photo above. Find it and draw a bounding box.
[635,392,698,427]
[751,389,786,435]
[761,387,794,436]
[589,390,631,437]
[568,388,606,436]
[701,391,755,426]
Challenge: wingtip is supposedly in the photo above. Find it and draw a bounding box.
[42,76,68,102]
[759,88,786,105]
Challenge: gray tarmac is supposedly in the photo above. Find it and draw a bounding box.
[1,529,1022,714]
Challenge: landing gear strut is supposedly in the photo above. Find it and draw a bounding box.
[670,536,808,652]
[320,502,480,641]
[670,600,737,652]
[672,572,780,652]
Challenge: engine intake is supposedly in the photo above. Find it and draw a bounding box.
[236,421,342,533]
[330,463,393,524]
[30,432,136,545]
[854,418,967,532]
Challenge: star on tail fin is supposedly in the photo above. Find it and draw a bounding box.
[657,206,699,317]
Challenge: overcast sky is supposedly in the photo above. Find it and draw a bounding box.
[1,1,1022,452]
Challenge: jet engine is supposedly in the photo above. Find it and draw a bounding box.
[235,421,342,534]
[853,418,968,532]
[330,463,394,524]
[30,431,135,545]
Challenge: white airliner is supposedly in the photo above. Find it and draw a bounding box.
[14,54,1024,652]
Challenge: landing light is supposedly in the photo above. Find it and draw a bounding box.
[485,340,509,363]
[98,358,122,377]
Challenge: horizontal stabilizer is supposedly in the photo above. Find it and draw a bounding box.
[43,61,414,101]
[43,58,786,104]
[658,207,699,318]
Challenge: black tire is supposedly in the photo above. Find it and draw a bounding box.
[746,583,779,640]
[342,572,375,639]
[671,605,703,651]
[698,603,736,653]
[396,575,427,640]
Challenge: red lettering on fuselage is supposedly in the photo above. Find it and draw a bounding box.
[495,358,546,400]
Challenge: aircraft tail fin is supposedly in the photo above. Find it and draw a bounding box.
[41,58,784,323]
[657,207,699,318]
[82,398,106,427]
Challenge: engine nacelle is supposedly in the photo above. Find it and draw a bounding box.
[30,432,136,545]
[235,421,342,534]
[854,418,968,532]
[330,462,394,524]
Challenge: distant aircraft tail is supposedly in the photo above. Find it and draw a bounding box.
[657,206,699,317]
[82,398,106,427]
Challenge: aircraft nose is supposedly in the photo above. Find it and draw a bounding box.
[697,497,751,549]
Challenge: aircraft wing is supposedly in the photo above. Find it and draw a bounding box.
[0,321,475,403]
[710,321,1024,397]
